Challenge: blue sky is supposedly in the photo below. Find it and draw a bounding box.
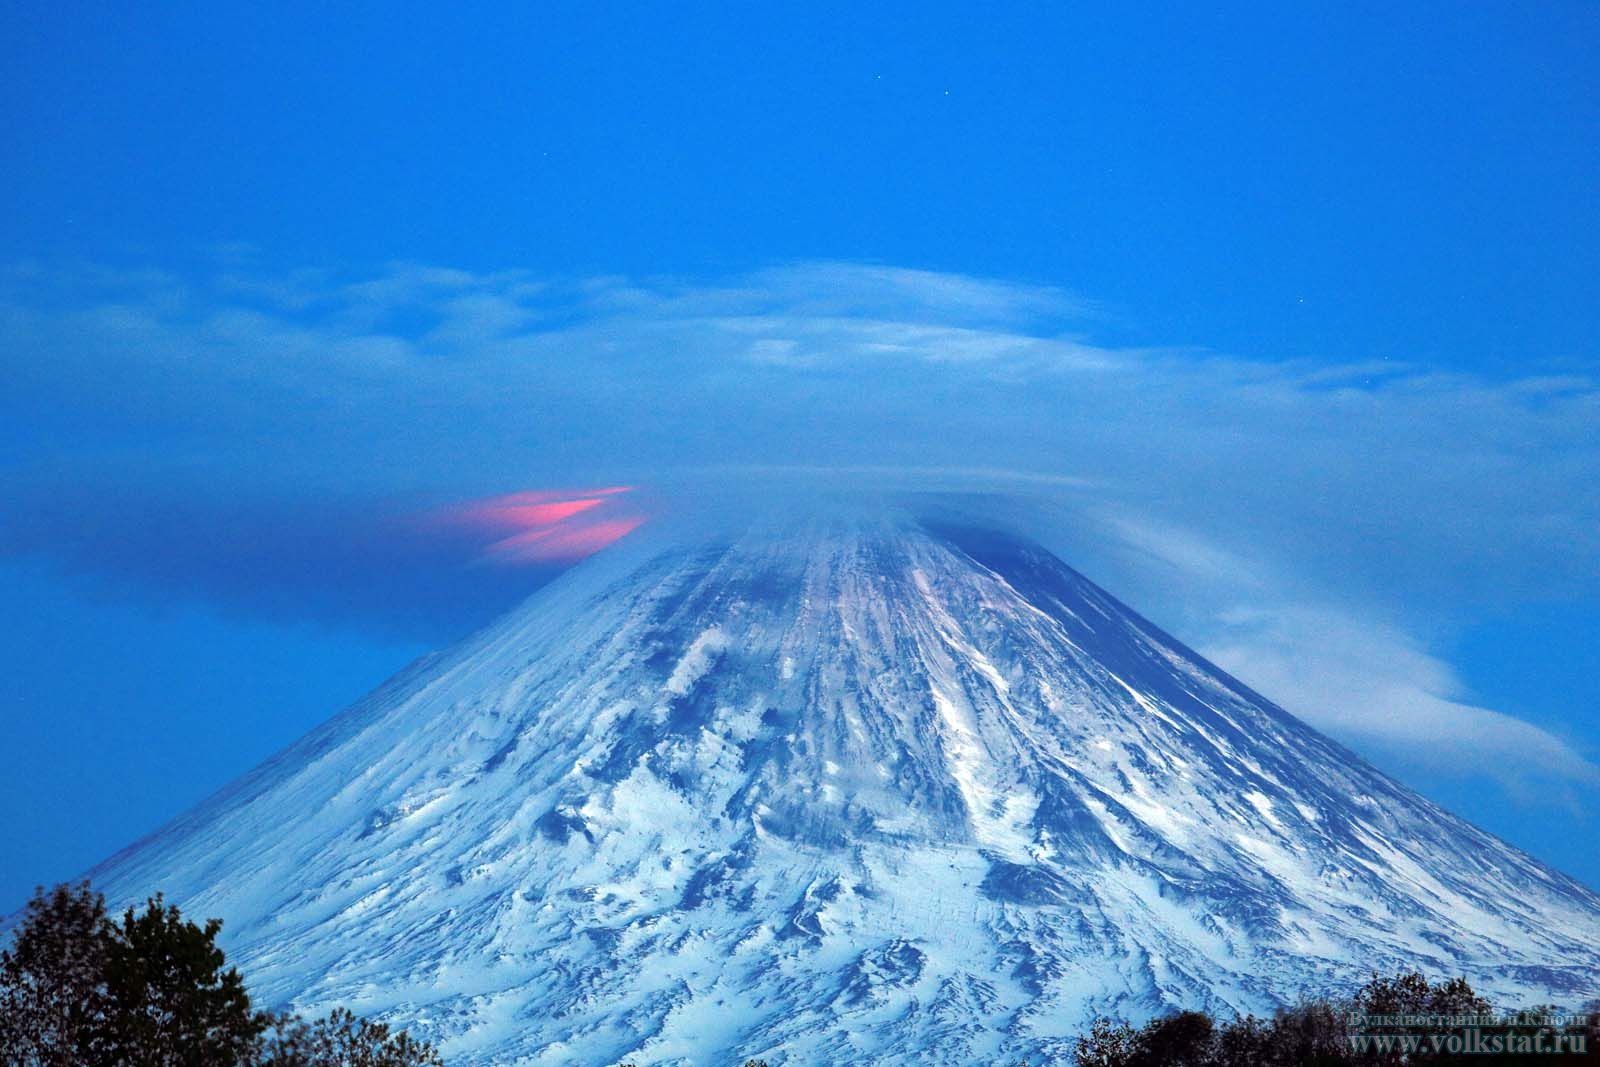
[2,3,1597,904]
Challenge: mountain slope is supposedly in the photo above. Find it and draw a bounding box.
[84,516,1600,1064]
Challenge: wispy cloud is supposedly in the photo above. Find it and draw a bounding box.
[432,487,646,563]
[1205,604,1600,799]
[2,258,1596,795]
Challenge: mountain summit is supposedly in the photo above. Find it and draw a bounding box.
[86,515,1600,1064]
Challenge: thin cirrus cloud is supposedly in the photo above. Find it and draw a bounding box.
[1,257,1596,798]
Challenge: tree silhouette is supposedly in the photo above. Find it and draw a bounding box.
[254,1008,442,1067]
[99,893,266,1064]
[1,883,439,1067]
[1072,971,1599,1066]
[0,882,113,1065]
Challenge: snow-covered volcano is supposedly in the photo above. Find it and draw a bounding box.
[85,515,1600,1064]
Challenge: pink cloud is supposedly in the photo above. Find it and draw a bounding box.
[435,486,646,564]
[486,515,648,562]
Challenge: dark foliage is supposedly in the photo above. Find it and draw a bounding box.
[1073,971,1600,1066]
[0,883,440,1067]
[100,893,266,1064]
[0,883,114,1066]
[254,1008,442,1067]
